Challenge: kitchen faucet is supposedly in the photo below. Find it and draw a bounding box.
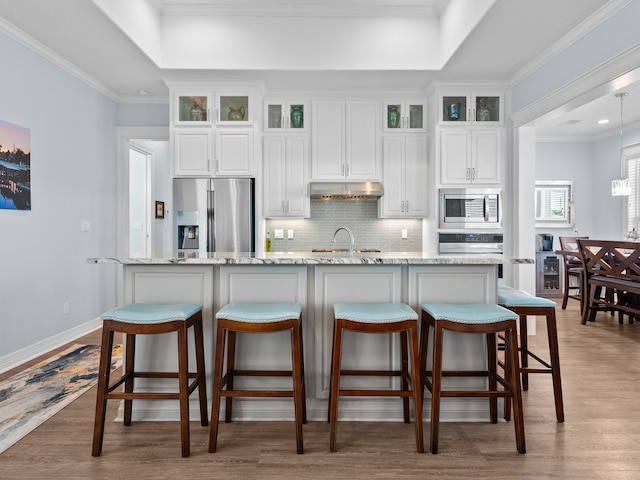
[332,226,355,256]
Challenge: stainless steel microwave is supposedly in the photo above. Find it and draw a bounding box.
[439,188,502,229]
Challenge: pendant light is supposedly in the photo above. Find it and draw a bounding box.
[611,92,631,196]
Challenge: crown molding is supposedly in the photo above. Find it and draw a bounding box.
[0,16,120,102]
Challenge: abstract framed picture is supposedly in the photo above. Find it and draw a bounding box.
[0,120,31,211]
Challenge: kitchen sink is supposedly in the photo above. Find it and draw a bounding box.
[311,248,381,253]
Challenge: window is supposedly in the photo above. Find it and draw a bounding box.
[535,181,573,228]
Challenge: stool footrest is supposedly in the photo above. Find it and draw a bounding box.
[337,390,416,397]
[218,390,296,398]
[339,369,404,377]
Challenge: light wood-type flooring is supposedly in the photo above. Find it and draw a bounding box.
[1,300,640,479]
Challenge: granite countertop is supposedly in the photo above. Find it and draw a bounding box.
[87,252,534,265]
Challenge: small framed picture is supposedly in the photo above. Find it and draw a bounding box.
[155,201,165,219]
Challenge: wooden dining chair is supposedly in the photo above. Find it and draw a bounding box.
[558,236,588,312]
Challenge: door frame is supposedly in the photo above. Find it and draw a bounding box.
[116,127,170,257]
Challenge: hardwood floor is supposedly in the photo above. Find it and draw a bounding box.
[2,301,640,479]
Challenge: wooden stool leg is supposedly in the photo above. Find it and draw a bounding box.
[408,323,424,453]
[327,321,336,423]
[506,325,526,454]
[487,332,498,424]
[123,333,136,426]
[177,323,191,457]
[329,321,344,453]
[225,330,237,423]
[92,326,114,457]
[291,322,305,454]
[209,324,227,453]
[546,310,565,422]
[193,318,209,426]
[429,323,443,454]
[519,315,529,391]
[299,320,308,424]
[400,330,410,423]
[418,316,430,406]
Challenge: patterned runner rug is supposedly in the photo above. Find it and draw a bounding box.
[0,343,122,454]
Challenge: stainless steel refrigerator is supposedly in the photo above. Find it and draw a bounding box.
[173,178,255,257]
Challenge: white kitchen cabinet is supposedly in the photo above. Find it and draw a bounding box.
[215,130,253,176]
[264,100,309,133]
[382,100,426,132]
[438,91,503,126]
[264,135,310,217]
[380,135,427,217]
[439,128,501,185]
[173,128,213,176]
[311,100,380,180]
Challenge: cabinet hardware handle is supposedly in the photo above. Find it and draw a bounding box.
[405,200,409,212]
[472,168,476,180]
[216,108,219,122]
[466,167,470,180]
[345,164,349,177]
[472,109,476,121]
[286,200,290,213]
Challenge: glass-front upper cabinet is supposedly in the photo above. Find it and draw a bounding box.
[216,93,253,126]
[175,93,212,125]
[438,92,503,125]
[383,101,426,132]
[264,101,309,133]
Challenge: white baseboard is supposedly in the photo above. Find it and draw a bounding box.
[0,317,102,374]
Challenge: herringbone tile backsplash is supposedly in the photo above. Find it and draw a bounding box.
[265,200,422,252]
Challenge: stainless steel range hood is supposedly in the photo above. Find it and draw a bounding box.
[309,182,384,200]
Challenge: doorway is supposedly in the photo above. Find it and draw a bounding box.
[128,144,152,257]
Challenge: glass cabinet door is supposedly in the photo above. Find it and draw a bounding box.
[264,101,308,132]
[441,95,469,123]
[473,94,502,124]
[407,103,425,131]
[383,101,426,132]
[175,94,212,125]
[217,94,252,125]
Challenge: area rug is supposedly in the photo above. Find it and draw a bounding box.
[0,343,122,454]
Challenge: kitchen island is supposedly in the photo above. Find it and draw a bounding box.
[88,252,533,423]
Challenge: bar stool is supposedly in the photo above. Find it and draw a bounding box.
[419,303,525,454]
[497,286,564,422]
[329,302,423,453]
[209,302,306,454]
[92,303,208,458]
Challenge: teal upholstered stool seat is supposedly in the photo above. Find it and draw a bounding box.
[93,303,208,458]
[498,286,557,308]
[497,286,564,423]
[333,302,418,323]
[101,303,202,323]
[210,302,306,454]
[216,302,303,323]
[420,302,518,324]
[419,302,526,454]
[329,302,423,453]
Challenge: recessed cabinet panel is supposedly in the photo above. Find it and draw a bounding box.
[380,135,427,218]
[215,131,253,176]
[346,101,380,180]
[264,135,309,218]
[173,129,212,176]
[439,129,501,185]
[311,101,345,179]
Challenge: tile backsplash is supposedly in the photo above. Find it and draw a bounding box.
[265,200,423,252]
